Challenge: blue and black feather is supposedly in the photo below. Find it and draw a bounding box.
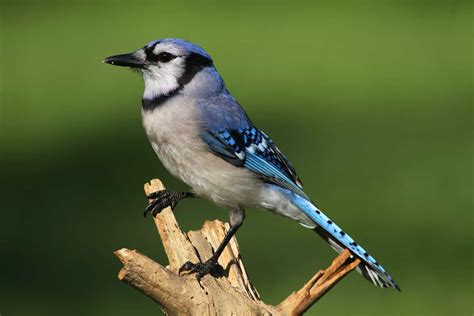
[201,125,399,290]
[201,126,308,199]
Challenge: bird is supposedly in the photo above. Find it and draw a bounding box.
[104,38,399,290]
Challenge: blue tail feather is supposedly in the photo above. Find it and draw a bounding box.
[289,192,400,290]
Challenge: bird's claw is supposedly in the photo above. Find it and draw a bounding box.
[144,190,176,217]
[178,258,223,280]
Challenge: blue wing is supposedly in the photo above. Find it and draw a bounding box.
[201,126,309,200]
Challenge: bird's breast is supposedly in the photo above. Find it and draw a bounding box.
[141,97,201,145]
[140,97,209,187]
[140,97,263,208]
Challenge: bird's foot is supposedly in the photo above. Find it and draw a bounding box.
[144,190,192,217]
[179,258,224,280]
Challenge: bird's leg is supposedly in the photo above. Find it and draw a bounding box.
[144,190,196,217]
[179,207,245,280]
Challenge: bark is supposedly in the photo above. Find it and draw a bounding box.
[114,179,360,315]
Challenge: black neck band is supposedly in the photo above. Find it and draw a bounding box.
[142,87,181,111]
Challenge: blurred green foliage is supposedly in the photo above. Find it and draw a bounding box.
[1,1,472,315]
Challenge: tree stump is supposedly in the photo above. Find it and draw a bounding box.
[114,179,360,315]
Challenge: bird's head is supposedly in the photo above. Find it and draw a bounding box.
[104,38,220,102]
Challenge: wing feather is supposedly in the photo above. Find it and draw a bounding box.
[201,126,308,199]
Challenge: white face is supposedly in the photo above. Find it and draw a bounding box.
[136,42,188,100]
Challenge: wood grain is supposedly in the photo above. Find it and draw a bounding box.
[114,178,360,315]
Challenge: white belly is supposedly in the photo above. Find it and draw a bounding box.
[141,97,262,208]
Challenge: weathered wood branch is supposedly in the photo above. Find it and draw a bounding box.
[114,178,360,315]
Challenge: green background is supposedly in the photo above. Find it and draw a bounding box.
[1,1,472,315]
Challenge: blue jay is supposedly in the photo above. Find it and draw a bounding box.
[104,38,399,290]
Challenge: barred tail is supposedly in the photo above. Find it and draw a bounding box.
[290,193,400,290]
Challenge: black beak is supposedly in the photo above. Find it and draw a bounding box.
[103,52,145,68]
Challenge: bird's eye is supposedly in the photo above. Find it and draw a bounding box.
[156,52,176,63]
